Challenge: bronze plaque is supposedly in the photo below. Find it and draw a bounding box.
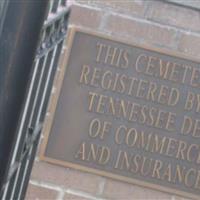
[41,27,200,199]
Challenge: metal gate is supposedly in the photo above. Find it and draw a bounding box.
[0,0,70,199]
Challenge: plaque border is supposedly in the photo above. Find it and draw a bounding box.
[40,26,200,200]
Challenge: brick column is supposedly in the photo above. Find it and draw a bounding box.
[27,1,200,199]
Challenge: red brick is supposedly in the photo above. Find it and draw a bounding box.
[148,1,200,32]
[26,184,58,200]
[30,161,102,194]
[64,193,89,200]
[103,179,173,200]
[174,196,192,200]
[178,33,200,58]
[105,14,177,48]
[69,5,102,29]
[76,0,147,17]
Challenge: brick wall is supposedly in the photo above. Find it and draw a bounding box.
[26,1,200,199]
